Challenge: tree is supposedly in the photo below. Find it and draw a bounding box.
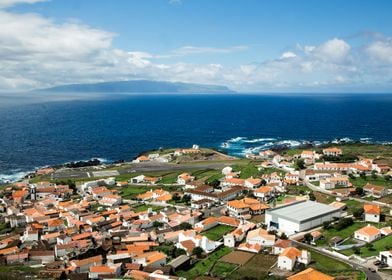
[353,208,364,219]
[355,186,364,196]
[280,233,288,240]
[208,179,221,188]
[181,194,191,204]
[153,221,163,228]
[353,246,361,255]
[385,175,391,181]
[335,217,354,230]
[308,192,316,201]
[295,159,305,170]
[323,221,331,230]
[371,171,378,179]
[366,243,375,251]
[172,193,181,202]
[179,222,192,230]
[360,172,366,179]
[192,246,203,257]
[174,248,186,257]
[304,233,313,244]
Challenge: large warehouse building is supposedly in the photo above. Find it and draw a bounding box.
[265,200,341,235]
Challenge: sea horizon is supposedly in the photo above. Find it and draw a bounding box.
[1,92,392,183]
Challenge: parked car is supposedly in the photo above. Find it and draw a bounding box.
[373,260,381,265]
[368,268,376,273]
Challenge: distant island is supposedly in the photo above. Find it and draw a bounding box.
[37,80,234,93]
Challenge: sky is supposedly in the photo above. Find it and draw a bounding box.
[1,0,392,92]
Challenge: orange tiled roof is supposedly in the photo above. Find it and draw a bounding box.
[356,225,380,236]
[288,268,334,280]
[364,204,381,215]
[280,247,301,259]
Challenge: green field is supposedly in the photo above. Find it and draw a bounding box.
[228,254,277,280]
[340,235,392,257]
[316,222,366,246]
[210,261,238,277]
[176,246,232,279]
[132,204,164,212]
[307,248,352,272]
[202,225,234,241]
[344,199,363,214]
[118,185,151,199]
[350,176,392,188]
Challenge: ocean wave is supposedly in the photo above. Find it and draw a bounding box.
[227,137,246,143]
[243,138,276,143]
[220,136,392,157]
[0,157,113,184]
[0,170,34,184]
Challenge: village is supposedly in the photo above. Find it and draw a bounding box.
[0,144,392,280]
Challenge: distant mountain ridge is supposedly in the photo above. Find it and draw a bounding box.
[39,80,234,93]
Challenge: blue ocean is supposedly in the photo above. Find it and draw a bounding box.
[1,93,392,182]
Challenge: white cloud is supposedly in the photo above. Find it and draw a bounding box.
[0,2,391,92]
[280,51,297,59]
[168,45,248,56]
[366,40,392,64]
[0,0,46,8]
[313,38,351,62]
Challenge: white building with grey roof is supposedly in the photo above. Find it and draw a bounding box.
[265,200,341,235]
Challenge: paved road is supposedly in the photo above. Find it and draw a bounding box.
[53,161,231,180]
[118,162,231,174]
[291,239,382,280]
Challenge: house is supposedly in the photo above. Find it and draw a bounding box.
[253,186,274,201]
[363,183,388,198]
[89,263,122,279]
[238,242,262,253]
[222,166,233,175]
[29,250,55,264]
[137,189,172,202]
[177,173,195,185]
[323,147,343,157]
[354,225,381,242]
[246,228,275,247]
[259,150,276,158]
[372,164,390,174]
[277,247,310,271]
[310,231,323,243]
[288,268,334,280]
[272,239,292,255]
[222,178,245,187]
[244,177,262,189]
[131,175,160,185]
[226,198,269,218]
[190,198,214,209]
[301,150,317,160]
[380,227,392,236]
[194,217,219,232]
[134,155,150,163]
[379,250,392,267]
[186,186,242,203]
[70,255,103,273]
[314,162,351,172]
[364,204,381,223]
[284,173,299,185]
[99,194,122,206]
[130,175,145,184]
[176,231,221,255]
